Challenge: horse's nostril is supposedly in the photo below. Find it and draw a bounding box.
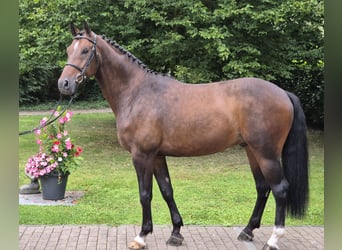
[63,79,69,89]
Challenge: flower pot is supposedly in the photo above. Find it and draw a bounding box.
[40,172,69,200]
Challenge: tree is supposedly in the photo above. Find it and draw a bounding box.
[19,0,324,127]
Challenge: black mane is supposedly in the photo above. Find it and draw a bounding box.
[76,29,171,77]
[101,34,161,76]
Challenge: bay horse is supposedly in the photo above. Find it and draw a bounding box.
[58,22,308,250]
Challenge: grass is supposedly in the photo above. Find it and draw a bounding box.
[19,112,324,226]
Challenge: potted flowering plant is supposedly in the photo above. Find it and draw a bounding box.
[24,107,83,200]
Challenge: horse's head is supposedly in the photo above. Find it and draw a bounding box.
[58,22,99,96]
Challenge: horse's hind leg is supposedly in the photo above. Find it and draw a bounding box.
[238,146,271,241]
[257,157,289,250]
[153,156,184,246]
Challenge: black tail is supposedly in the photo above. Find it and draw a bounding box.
[282,91,309,218]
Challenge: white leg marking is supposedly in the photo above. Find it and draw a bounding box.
[267,226,285,249]
[134,234,146,247]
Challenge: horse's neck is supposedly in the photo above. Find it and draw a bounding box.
[95,41,147,116]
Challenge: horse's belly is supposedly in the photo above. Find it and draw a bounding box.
[159,128,240,157]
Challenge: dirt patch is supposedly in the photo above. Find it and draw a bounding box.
[19,108,112,116]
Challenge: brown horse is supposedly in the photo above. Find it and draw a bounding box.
[58,22,308,250]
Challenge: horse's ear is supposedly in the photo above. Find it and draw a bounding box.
[83,21,92,35]
[70,23,79,36]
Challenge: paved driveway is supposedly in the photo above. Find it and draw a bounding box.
[19,224,323,250]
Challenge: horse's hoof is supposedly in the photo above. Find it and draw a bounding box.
[238,229,254,241]
[128,240,146,250]
[166,233,184,246]
[262,243,278,250]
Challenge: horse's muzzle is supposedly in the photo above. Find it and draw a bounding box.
[58,78,77,96]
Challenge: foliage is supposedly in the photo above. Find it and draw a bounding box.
[24,107,83,179]
[19,0,324,127]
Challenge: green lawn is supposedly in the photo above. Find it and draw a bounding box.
[19,112,324,226]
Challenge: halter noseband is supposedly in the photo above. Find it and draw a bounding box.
[65,34,98,84]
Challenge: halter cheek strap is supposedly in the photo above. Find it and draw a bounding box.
[65,34,98,84]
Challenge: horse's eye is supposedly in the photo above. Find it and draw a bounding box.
[82,48,89,54]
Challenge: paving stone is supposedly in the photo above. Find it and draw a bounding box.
[19,225,324,250]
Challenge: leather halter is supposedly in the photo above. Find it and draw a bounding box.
[65,34,98,84]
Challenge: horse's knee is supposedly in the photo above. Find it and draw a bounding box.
[140,190,152,206]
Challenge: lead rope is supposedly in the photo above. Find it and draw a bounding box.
[19,95,75,136]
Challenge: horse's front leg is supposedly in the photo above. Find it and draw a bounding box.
[128,155,154,250]
[153,156,184,246]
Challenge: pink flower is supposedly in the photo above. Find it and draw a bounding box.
[65,138,72,150]
[51,144,59,152]
[65,111,73,120]
[24,107,82,177]
[24,152,59,177]
[40,117,48,126]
